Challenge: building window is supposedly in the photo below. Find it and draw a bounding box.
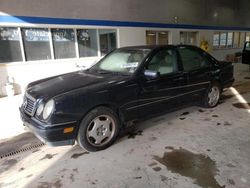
[213,32,243,49]
[77,29,98,57]
[0,26,117,63]
[233,32,240,48]
[180,32,198,45]
[52,28,76,59]
[21,28,51,61]
[146,31,168,45]
[213,33,220,47]
[99,29,117,56]
[227,32,233,47]
[0,27,22,63]
[220,32,227,47]
[146,31,156,45]
[158,31,168,45]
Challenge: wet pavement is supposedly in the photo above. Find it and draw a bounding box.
[153,148,224,188]
[0,63,250,188]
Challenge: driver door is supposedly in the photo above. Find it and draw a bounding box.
[137,47,188,118]
[242,42,250,65]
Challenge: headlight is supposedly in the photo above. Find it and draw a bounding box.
[36,103,44,116]
[42,99,55,120]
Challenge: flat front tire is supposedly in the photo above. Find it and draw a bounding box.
[77,107,120,152]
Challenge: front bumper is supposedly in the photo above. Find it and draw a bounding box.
[20,107,78,146]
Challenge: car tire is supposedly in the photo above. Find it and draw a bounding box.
[77,106,120,152]
[202,82,221,108]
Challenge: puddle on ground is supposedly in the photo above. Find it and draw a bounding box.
[19,167,25,171]
[127,130,143,139]
[70,173,74,182]
[153,148,225,188]
[180,112,189,116]
[224,121,232,126]
[232,103,250,110]
[227,178,235,185]
[198,109,205,113]
[133,176,142,179]
[39,154,57,160]
[71,152,89,159]
[203,118,211,121]
[26,174,33,178]
[152,166,162,172]
[149,136,157,141]
[37,179,62,188]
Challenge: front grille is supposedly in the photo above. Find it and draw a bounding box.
[23,93,37,116]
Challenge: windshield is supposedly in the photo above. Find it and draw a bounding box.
[90,49,151,74]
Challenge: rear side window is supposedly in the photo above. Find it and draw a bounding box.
[178,47,211,71]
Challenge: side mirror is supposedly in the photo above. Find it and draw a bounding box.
[144,70,159,79]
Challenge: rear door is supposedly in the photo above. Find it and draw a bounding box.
[177,46,215,97]
[242,42,250,65]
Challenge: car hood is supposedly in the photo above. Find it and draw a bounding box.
[26,71,129,99]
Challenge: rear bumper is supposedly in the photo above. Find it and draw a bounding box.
[20,108,78,146]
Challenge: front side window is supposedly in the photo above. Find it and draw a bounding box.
[147,49,177,75]
[0,27,22,63]
[22,28,51,61]
[178,47,211,71]
[52,28,76,59]
[91,49,150,74]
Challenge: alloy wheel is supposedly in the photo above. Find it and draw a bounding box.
[86,115,116,147]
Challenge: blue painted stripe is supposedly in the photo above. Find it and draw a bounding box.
[1,15,250,31]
